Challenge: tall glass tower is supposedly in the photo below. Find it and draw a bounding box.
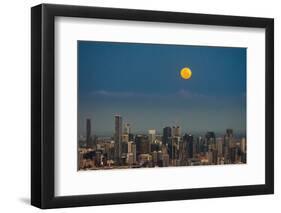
[114,115,122,164]
[86,118,91,147]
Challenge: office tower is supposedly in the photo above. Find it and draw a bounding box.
[171,136,180,160]
[124,123,131,135]
[178,140,185,162]
[207,150,212,164]
[163,127,172,145]
[148,129,156,143]
[126,153,134,165]
[197,136,204,153]
[86,118,91,147]
[240,137,246,163]
[120,153,127,165]
[157,150,163,166]
[217,137,223,156]
[172,126,181,137]
[224,137,230,163]
[128,133,134,141]
[151,142,160,152]
[205,131,216,143]
[226,129,233,138]
[114,115,122,164]
[122,134,129,143]
[135,135,149,154]
[224,129,233,164]
[162,153,170,167]
[121,141,128,154]
[127,141,133,153]
[212,150,218,164]
[152,151,158,164]
[148,129,156,153]
[241,137,246,153]
[104,142,114,161]
[131,142,137,164]
[230,147,238,163]
[193,139,199,157]
[95,150,102,166]
[183,134,193,159]
[205,132,215,156]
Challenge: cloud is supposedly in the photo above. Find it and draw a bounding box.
[91,90,136,98]
[91,89,208,99]
[177,89,209,99]
[177,89,193,98]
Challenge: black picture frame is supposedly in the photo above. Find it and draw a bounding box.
[31,3,274,209]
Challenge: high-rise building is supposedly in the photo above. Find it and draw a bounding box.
[224,129,233,164]
[152,151,158,164]
[124,123,131,135]
[172,126,181,137]
[127,141,133,153]
[131,142,137,164]
[240,137,246,163]
[126,153,134,165]
[241,137,246,153]
[86,118,91,147]
[230,147,238,163]
[148,129,156,153]
[197,136,204,153]
[217,137,223,157]
[193,139,199,156]
[183,134,193,159]
[226,129,233,138]
[212,150,218,164]
[171,136,180,160]
[162,153,170,167]
[207,150,213,164]
[128,133,134,141]
[121,141,128,154]
[205,132,216,143]
[135,135,149,155]
[114,115,122,164]
[122,134,129,143]
[163,127,172,145]
[148,129,156,143]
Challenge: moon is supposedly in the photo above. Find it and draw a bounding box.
[180,67,192,80]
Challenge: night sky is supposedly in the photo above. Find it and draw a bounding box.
[78,41,246,136]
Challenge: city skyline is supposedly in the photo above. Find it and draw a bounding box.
[78,114,246,170]
[78,41,246,136]
[80,115,246,138]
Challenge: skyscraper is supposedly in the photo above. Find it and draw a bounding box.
[114,115,122,164]
[148,129,156,143]
[224,129,233,164]
[135,135,149,155]
[205,131,216,154]
[124,123,131,135]
[226,129,233,138]
[240,137,246,163]
[240,137,246,153]
[86,118,91,147]
[183,134,193,159]
[205,131,216,143]
[217,137,224,157]
[131,142,137,164]
[172,126,181,137]
[163,127,172,145]
[148,129,156,153]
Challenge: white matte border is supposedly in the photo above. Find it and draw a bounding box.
[55,17,265,196]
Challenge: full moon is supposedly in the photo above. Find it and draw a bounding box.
[180,67,192,80]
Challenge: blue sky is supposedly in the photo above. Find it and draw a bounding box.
[78,41,246,136]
